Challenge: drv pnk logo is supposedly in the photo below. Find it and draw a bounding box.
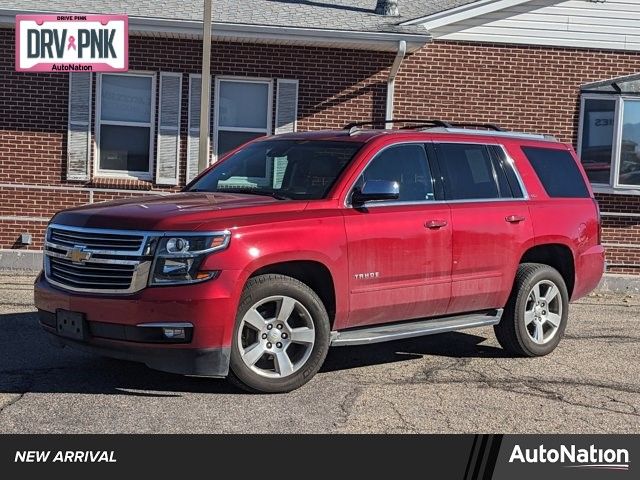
[16,14,128,72]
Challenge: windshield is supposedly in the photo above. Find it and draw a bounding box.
[187,139,362,200]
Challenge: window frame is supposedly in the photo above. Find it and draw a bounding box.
[521,146,591,199]
[433,142,527,203]
[186,139,364,200]
[213,76,273,167]
[344,141,528,208]
[578,93,640,194]
[616,97,640,190]
[94,71,157,181]
[345,141,441,208]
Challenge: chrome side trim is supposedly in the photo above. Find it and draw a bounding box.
[136,322,194,328]
[331,309,503,347]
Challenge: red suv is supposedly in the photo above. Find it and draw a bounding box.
[35,120,605,393]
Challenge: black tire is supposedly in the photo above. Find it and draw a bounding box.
[228,274,330,393]
[494,263,569,357]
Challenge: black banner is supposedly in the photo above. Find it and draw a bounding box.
[0,435,636,478]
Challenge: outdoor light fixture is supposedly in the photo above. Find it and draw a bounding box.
[19,233,32,245]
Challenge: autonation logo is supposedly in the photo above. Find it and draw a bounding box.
[509,444,630,471]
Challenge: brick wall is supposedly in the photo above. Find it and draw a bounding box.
[395,41,640,273]
[0,27,639,274]
[0,27,393,250]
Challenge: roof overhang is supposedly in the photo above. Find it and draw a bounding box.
[401,0,534,29]
[0,8,430,52]
[581,73,640,95]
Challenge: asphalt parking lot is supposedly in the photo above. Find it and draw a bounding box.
[0,272,638,434]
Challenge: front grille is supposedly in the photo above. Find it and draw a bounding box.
[48,256,136,291]
[49,227,144,252]
[44,224,151,294]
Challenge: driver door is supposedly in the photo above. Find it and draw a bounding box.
[343,143,452,328]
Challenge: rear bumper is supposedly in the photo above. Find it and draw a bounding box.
[573,244,606,300]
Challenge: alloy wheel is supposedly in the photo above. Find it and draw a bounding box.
[524,279,562,345]
[237,295,316,378]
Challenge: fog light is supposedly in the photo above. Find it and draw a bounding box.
[162,327,186,340]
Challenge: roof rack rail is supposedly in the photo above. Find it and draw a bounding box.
[428,127,557,142]
[344,119,452,133]
[344,119,506,135]
[448,122,505,132]
[343,118,556,141]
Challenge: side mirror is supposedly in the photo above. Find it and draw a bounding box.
[351,180,400,206]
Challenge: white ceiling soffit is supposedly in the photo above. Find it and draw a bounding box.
[132,18,430,52]
[402,0,535,29]
[0,10,430,53]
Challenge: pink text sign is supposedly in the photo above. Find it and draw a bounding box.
[16,14,128,72]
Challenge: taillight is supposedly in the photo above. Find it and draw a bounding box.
[593,198,602,245]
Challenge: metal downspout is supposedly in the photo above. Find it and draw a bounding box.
[385,40,407,129]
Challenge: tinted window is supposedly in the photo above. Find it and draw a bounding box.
[522,146,590,198]
[437,143,513,200]
[355,144,434,202]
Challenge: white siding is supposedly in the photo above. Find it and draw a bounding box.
[429,0,640,51]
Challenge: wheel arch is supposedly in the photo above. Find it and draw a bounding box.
[246,259,338,328]
[519,243,575,298]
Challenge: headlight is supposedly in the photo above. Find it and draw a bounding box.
[150,232,230,286]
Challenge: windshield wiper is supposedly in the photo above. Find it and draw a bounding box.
[215,188,292,200]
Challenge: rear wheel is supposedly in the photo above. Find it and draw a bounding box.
[228,274,330,393]
[494,263,568,357]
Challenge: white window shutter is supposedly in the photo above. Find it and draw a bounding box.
[275,79,299,134]
[156,72,182,185]
[187,74,203,183]
[67,72,92,181]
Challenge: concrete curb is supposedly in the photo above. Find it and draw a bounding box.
[0,250,42,271]
[596,274,640,294]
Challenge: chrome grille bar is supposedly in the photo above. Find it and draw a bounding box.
[49,227,144,252]
[44,224,153,294]
[49,263,133,280]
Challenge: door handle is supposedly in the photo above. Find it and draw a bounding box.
[425,219,448,229]
[505,215,526,223]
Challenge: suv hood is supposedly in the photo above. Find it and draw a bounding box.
[51,192,308,231]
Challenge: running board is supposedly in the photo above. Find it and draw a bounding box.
[330,309,503,347]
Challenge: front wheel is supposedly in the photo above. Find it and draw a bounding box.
[228,274,330,393]
[494,263,569,357]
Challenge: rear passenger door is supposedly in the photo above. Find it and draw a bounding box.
[343,143,452,328]
[433,142,533,314]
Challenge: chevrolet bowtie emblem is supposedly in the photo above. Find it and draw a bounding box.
[67,246,92,264]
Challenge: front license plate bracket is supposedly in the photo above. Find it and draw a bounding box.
[55,310,86,340]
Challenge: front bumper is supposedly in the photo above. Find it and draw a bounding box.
[44,325,230,377]
[34,271,242,376]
